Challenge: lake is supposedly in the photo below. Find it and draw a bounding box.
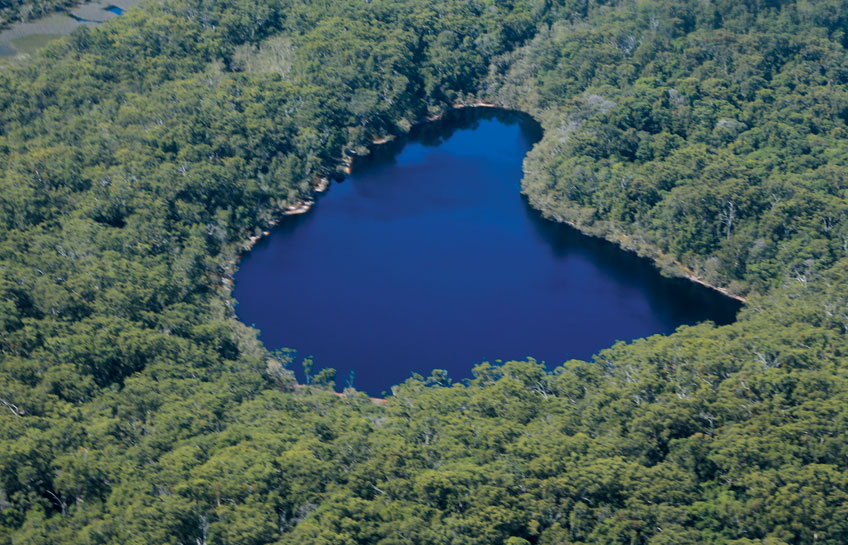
[233,108,741,395]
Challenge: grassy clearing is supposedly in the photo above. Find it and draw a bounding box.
[11,32,64,53]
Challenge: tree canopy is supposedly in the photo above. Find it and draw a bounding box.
[1,0,848,544]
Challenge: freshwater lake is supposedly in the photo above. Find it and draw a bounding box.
[234,109,740,395]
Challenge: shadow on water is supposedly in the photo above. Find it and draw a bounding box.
[334,106,738,326]
[353,108,543,173]
[236,107,741,395]
[523,201,742,326]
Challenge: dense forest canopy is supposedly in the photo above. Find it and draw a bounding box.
[0,0,847,544]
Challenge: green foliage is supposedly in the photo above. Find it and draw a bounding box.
[488,0,848,296]
[1,0,848,544]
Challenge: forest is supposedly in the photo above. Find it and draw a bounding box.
[0,0,847,543]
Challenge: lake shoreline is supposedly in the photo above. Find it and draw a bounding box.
[219,101,501,299]
[232,108,740,394]
[537,211,747,304]
[221,102,744,314]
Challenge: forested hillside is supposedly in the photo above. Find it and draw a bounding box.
[0,0,846,544]
[486,1,848,296]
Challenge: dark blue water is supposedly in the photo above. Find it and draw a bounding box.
[105,6,123,15]
[234,109,740,395]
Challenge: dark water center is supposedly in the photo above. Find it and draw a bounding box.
[234,109,740,395]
